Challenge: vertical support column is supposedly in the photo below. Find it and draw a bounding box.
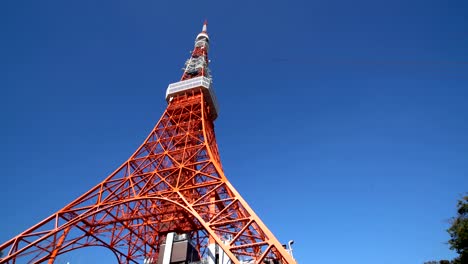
[207,243,217,264]
[218,242,231,264]
[207,243,231,264]
[162,232,175,264]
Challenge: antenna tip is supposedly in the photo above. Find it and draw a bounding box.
[202,20,208,32]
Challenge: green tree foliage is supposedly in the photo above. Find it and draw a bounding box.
[447,195,468,264]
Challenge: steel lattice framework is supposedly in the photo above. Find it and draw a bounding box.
[0,22,297,264]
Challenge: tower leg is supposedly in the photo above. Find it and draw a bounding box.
[47,226,71,264]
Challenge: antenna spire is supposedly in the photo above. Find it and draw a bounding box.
[179,20,211,82]
[202,20,208,32]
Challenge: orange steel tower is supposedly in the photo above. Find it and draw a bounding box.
[0,22,297,264]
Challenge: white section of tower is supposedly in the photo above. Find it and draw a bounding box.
[207,243,231,264]
[162,233,175,264]
[197,22,209,42]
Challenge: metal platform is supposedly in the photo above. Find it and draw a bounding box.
[166,76,219,120]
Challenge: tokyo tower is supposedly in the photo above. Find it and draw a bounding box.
[0,22,297,264]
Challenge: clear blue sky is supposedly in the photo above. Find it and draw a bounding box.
[1,1,467,263]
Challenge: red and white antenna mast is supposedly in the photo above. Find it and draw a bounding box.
[181,20,211,81]
[166,20,219,120]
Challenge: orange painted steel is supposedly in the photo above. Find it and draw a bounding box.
[0,23,297,264]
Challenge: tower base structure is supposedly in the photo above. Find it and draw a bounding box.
[0,22,297,264]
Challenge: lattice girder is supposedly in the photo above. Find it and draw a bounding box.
[0,89,295,264]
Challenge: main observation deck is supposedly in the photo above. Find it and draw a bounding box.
[166,76,219,120]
